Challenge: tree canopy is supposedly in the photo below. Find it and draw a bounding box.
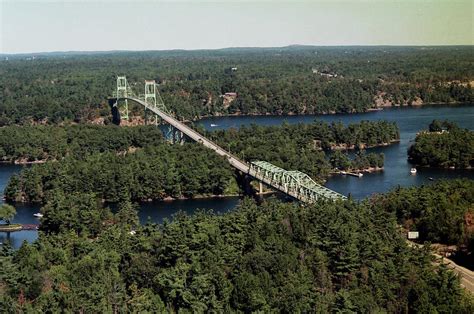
[1,192,473,312]
[4,120,398,203]
[1,46,472,124]
[408,120,474,169]
[0,204,16,225]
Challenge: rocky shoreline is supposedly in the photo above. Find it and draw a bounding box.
[330,140,400,151]
[331,166,384,176]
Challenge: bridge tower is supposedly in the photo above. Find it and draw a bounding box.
[143,80,183,143]
[112,76,184,143]
[144,80,159,125]
[116,76,130,120]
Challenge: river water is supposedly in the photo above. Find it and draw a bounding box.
[2,104,473,248]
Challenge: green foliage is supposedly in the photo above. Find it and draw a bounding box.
[4,120,396,204]
[2,193,473,312]
[208,120,395,174]
[6,143,237,203]
[408,121,474,168]
[330,150,352,170]
[374,179,474,247]
[0,124,164,163]
[115,200,140,231]
[40,191,109,236]
[0,204,16,224]
[428,119,458,132]
[0,47,472,124]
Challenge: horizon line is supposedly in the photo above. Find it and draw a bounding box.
[2,44,473,56]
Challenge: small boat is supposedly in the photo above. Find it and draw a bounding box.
[210,124,218,127]
[428,177,434,181]
[33,213,43,218]
[357,173,363,177]
[410,168,417,174]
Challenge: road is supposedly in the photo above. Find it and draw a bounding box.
[435,252,474,293]
[407,241,474,294]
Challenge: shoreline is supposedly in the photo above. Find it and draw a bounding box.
[330,139,400,151]
[191,101,472,122]
[408,163,473,171]
[331,166,384,176]
[6,189,278,206]
[0,160,48,165]
[0,102,471,129]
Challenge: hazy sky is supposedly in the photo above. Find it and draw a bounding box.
[1,0,472,54]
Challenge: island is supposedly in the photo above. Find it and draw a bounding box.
[408,120,474,169]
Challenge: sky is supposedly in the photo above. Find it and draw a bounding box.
[0,0,472,54]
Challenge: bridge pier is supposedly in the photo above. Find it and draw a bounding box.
[108,98,121,125]
[259,181,263,194]
[235,172,255,197]
[171,129,184,144]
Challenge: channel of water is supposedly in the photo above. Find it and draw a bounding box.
[2,104,473,248]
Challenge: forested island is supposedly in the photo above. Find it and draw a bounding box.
[3,120,398,202]
[0,125,165,163]
[408,120,474,169]
[0,46,472,124]
[207,120,397,173]
[1,181,473,312]
[4,144,237,203]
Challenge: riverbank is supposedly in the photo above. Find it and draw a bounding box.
[193,101,471,122]
[408,163,474,170]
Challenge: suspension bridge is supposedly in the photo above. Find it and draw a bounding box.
[109,76,346,203]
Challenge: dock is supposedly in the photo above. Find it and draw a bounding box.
[22,224,39,231]
[339,171,363,177]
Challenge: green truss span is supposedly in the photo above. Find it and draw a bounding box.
[250,161,347,202]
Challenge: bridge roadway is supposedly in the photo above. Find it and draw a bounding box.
[121,97,250,173]
[116,96,340,203]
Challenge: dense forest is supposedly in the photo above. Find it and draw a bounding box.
[0,120,397,164]
[408,120,474,169]
[3,120,397,202]
[373,179,474,269]
[373,179,474,248]
[2,192,474,312]
[1,46,472,124]
[208,120,399,151]
[4,144,237,203]
[0,125,164,163]
[207,120,396,173]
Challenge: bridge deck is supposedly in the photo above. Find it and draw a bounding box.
[121,97,251,173]
[116,96,345,203]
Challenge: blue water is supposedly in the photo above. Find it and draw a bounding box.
[137,197,241,225]
[198,104,474,131]
[2,104,473,248]
[0,165,40,248]
[200,104,474,199]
